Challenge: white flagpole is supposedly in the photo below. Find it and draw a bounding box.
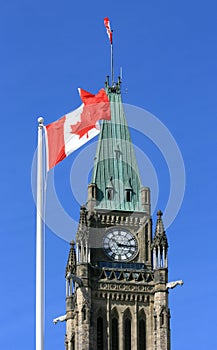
[111,43,114,85]
[36,117,45,350]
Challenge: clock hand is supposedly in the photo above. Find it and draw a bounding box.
[117,243,135,248]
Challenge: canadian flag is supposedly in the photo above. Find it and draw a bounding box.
[104,17,113,44]
[45,88,110,170]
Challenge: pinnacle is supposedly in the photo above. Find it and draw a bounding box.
[65,240,76,277]
[155,210,165,235]
[152,210,168,249]
[79,205,88,227]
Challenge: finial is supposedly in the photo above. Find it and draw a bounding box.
[157,210,163,218]
[105,75,110,87]
[38,116,44,125]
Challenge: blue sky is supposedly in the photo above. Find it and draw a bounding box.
[1,1,217,349]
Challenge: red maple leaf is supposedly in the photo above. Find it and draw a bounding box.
[71,88,111,138]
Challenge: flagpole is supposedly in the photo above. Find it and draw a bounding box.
[36,117,45,350]
[111,43,114,85]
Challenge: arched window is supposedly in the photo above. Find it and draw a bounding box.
[154,315,157,331]
[106,178,114,201]
[71,336,75,350]
[91,185,96,199]
[125,189,132,202]
[107,188,113,200]
[83,246,86,261]
[124,318,131,350]
[111,317,119,350]
[97,317,104,350]
[139,318,146,350]
[145,223,149,261]
[82,305,86,321]
[160,312,164,326]
[160,308,169,327]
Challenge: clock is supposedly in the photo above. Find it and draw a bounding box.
[103,228,138,261]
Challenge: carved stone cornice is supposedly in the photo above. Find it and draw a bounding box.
[88,211,148,229]
[95,281,154,294]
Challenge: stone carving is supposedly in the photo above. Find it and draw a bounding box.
[99,269,154,283]
[53,314,67,324]
[97,281,154,293]
[166,280,184,289]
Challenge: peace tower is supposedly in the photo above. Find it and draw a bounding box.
[64,77,177,350]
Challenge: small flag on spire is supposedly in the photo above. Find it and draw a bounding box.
[104,17,113,44]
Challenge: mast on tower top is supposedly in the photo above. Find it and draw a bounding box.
[104,17,115,85]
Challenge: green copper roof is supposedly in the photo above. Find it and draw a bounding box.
[91,81,144,212]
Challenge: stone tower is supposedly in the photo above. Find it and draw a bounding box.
[64,78,171,350]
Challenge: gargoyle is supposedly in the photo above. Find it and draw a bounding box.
[53,314,67,324]
[166,280,184,290]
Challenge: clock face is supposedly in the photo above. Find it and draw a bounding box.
[103,229,138,261]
